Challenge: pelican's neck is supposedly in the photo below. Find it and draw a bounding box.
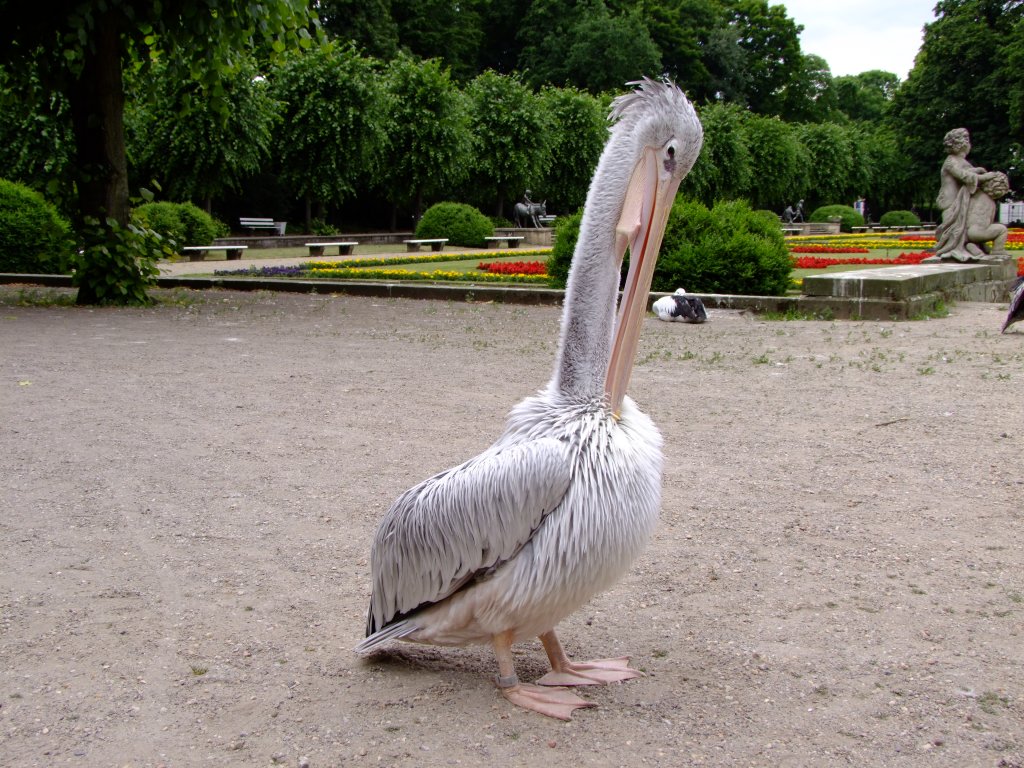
[552,137,635,402]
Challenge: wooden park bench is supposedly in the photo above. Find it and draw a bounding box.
[181,245,249,262]
[306,241,358,257]
[239,217,286,235]
[403,238,448,252]
[483,236,525,248]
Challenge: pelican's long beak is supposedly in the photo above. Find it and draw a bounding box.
[606,146,682,416]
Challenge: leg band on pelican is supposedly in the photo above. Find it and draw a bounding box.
[495,673,519,689]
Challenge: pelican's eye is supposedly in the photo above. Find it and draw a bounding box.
[663,142,678,174]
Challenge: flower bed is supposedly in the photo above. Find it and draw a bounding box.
[477,260,547,276]
[791,251,932,269]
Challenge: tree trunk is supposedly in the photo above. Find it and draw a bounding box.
[69,17,129,228]
[68,13,129,304]
[304,195,312,231]
[413,189,424,223]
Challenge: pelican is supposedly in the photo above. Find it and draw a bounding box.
[653,288,708,323]
[356,78,703,720]
[1002,276,1024,333]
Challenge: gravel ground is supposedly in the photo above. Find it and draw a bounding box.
[1,284,1022,767]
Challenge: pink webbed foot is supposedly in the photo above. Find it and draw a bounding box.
[499,680,596,721]
[535,656,644,687]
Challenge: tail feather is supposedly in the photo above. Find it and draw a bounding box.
[354,619,417,655]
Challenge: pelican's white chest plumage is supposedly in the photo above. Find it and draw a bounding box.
[356,78,703,720]
[418,390,663,646]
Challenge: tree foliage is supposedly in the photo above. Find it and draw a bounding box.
[0,0,317,304]
[269,41,385,227]
[536,87,608,213]
[377,54,473,220]
[889,0,1022,209]
[126,57,278,210]
[463,71,551,217]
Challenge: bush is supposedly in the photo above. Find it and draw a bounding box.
[547,199,791,296]
[654,199,792,295]
[0,178,74,274]
[546,211,583,289]
[415,202,493,247]
[809,204,864,232]
[131,201,219,250]
[879,209,921,228]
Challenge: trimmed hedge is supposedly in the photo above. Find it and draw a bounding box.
[546,211,582,289]
[0,178,74,274]
[548,198,792,296]
[879,209,921,227]
[415,202,493,247]
[131,201,219,250]
[809,204,864,233]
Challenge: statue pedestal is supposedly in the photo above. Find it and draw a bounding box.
[497,228,553,247]
[800,260,1017,318]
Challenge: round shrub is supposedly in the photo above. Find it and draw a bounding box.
[0,178,74,274]
[655,199,792,295]
[131,201,219,249]
[415,202,493,247]
[809,204,864,233]
[879,209,921,228]
[548,199,791,296]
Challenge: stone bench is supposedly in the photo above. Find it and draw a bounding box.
[404,238,448,252]
[306,241,357,257]
[181,245,249,262]
[239,217,286,235]
[483,236,525,248]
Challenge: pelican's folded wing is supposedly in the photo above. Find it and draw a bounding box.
[365,436,572,635]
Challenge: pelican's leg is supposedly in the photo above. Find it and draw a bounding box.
[491,630,595,720]
[535,629,644,687]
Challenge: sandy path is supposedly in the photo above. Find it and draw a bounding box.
[1,286,1022,767]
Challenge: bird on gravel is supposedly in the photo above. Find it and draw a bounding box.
[355,78,703,720]
[653,288,708,323]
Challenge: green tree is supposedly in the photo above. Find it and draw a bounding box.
[377,54,472,226]
[0,0,315,304]
[390,0,486,82]
[269,41,385,230]
[890,0,1021,206]
[639,0,720,99]
[795,121,855,210]
[834,70,900,123]
[463,71,551,218]
[740,113,806,210]
[725,0,804,114]
[536,86,608,213]
[315,0,399,59]
[126,57,278,212]
[682,102,751,205]
[519,0,661,92]
[778,54,837,123]
[0,65,75,212]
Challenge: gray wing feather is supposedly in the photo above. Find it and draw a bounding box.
[366,436,572,635]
